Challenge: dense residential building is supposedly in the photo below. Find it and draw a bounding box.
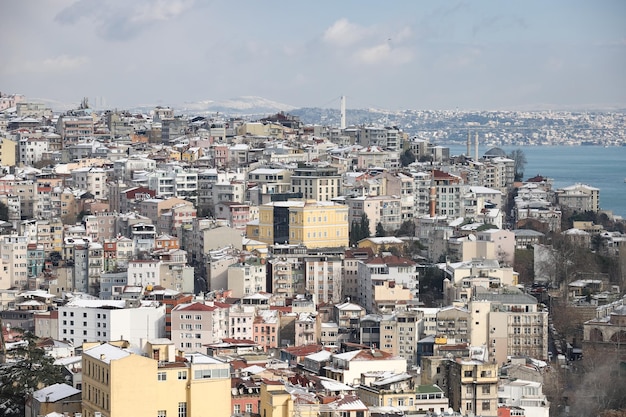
[58,299,165,349]
[0,234,28,289]
[379,309,422,367]
[290,163,342,201]
[81,341,231,417]
[556,183,601,212]
[470,287,549,364]
[253,200,349,249]
[171,301,230,352]
[422,353,498,417]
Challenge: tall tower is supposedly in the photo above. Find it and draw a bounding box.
[340,95,346,130]
[475,132,479,161]
[429,172,437,218]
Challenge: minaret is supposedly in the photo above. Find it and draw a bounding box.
[429,172,437,217]
[340,95,346,130]
[475,131,479,161]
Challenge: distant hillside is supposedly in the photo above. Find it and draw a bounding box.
[178,96,296,116]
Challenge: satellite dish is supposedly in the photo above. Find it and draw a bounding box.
[231,388,238,395]
[447,408,454,415]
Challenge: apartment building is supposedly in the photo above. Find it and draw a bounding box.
[56,115,94,145]
[71,167,108,200]
[227,257,267,298]
[171,301,230,352]
[254,200,349,249]
[470,288,549,364]
[290,163,341,201]
[325,348,407,386]
[253,309,280,351]
[556,183,600,212]
[304,255,343,304]
[358,254,418,313]
[345,195,402,235]
[58,299,165,349]
[0,234,28,289]
[81,341,231,417]
[380,310,423,367]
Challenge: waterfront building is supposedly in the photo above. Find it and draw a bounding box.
[556,183,600,212]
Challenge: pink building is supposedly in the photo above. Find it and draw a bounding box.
[215,201,251,230]
[253,310,280,351]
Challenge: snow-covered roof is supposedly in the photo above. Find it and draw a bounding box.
[83,343,131,364]
[33,383,81,403]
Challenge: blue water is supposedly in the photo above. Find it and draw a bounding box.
[446,145,626,218]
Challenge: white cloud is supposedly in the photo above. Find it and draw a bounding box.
[131,0,194,24]
[2,55,88,75]
[55,0,196,41]
[323,18,367,47]
[355,43,413,65]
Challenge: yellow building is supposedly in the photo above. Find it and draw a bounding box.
[253,200,349,249]
[0,137,17,166]
[82,340,231,417]
[357,236,405,254]
[237,122,285,138]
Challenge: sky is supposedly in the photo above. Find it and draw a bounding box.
[1,0,625,111]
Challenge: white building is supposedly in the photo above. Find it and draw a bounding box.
[127,259,162,287]
[171,301,230,352]
[58,298,166,349]
[498,379,550,417]
[0,234,28,289]
[19,137,49,166]
[228,304,256,341]
[227,258,267,298]
[71,167,108,200]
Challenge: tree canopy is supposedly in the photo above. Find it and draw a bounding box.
[507,148,527,181]
[349,214,371,246]
[0,332,66,417]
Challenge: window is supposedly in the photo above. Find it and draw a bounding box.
[178,371,187,380]
[158,411,167,417]
[234,405,241,414]
[482,385,491,394]
[178,402,187,417]
[246,404,253,413]
[158,372,167,381]
[482,401,491,411]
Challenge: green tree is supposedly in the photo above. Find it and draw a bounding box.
[349,220,360,246]
[350,214,371,246]
[400,149,416,167]
[395,220,416,237]
[0,201,8,222]
[0,332,66,417]
[375,222,386,237]
[507,148,527,181]
[359,214,370,241]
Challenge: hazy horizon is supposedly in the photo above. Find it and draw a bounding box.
[3,1,625,112]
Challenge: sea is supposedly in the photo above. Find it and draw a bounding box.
[445,144,626,218]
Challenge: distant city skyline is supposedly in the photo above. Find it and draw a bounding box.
[2,0,625,111]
